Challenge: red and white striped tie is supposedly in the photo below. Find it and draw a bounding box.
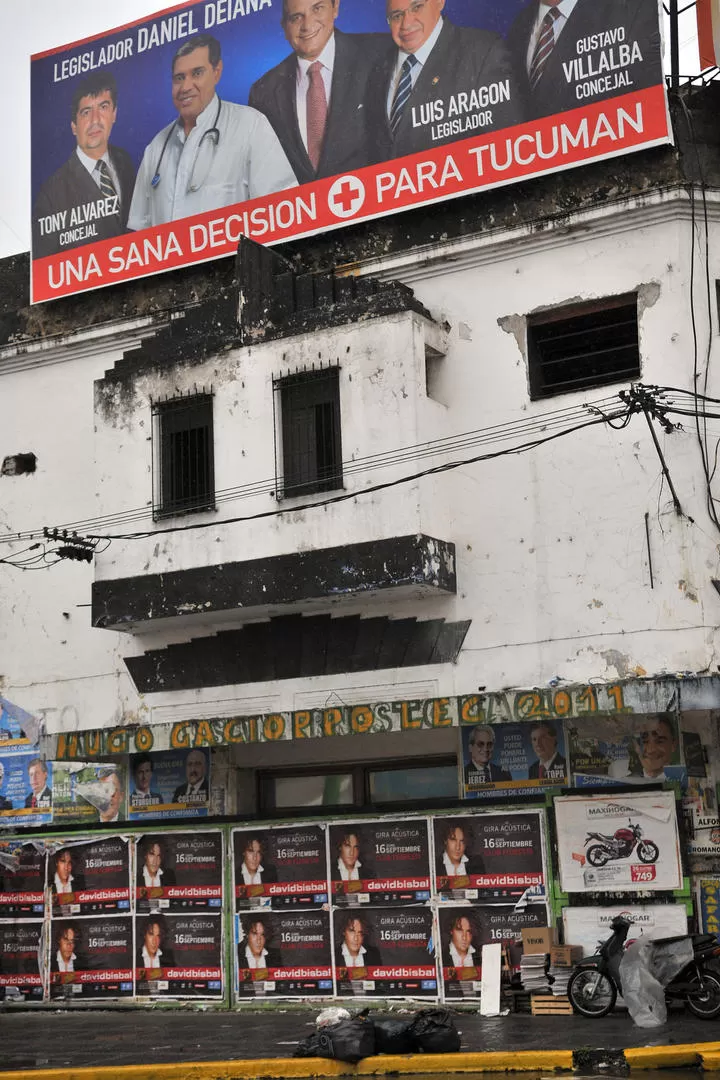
[529,6,561,89]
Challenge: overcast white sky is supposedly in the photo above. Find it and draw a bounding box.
[0,2,701,261]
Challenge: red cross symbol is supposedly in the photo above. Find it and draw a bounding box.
[328,175,366,219]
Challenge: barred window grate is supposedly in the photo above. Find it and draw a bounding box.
[152,393,215,519]
[275,368,342,499]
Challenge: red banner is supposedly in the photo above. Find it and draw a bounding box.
[31,86,669,303]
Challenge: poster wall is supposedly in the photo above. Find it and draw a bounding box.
[462,721,568,799]
[49,916,134,1000]
[29,0,668,302]
[49,836,130,915]
[328,820,431,906]
[554,791,683,893]
[563,904,689,956]
[0,921,44,1002]
[433,812,546,902]
[135,912,223,998]
[128,750,210,820]
[233,824,327,909]
[235,910,332,999]
[333,907,436,998]
[0,842,46,917]
[136,831,223,913]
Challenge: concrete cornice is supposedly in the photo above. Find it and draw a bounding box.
[0,314,169,376]
[343,186,720,285]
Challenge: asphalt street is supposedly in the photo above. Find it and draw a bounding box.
[1,1006,718,1072]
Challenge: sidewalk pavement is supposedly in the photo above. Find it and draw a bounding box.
[2,1006,720,1077]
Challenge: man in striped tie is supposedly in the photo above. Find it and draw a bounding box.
[379,0,521,158]
[32,71,136,260]
[505,0,662,120]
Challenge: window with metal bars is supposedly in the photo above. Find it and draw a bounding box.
[152,393,215,519]
[528,293,640,400]
[275,368,342,498]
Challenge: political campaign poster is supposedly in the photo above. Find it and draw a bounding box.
[49,916,134,999]
[0,921,44,1002]
[51,762,126,826]
[554,791,683,894]
[0,842,46,917]
[233,825,327,910]
[0,696,39,749]
[48,837,131,916]
[235,910,332,999]
[29,0,668,303]
[136,831,223,913]
[566,712,686,788]
[134,912,223,998]
[462,720,568,799]
[0,752,53,828]
[563,903,688,956]
[328,819,431,906]
[696,877,720,940]
[438,903,549,998]
[333,907,436,998]
[127,749,210,820]
[433,812,546,903]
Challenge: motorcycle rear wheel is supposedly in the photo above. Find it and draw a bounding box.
[586,845,609,867]
[686,972,720,1018]
[568,969,617,1017]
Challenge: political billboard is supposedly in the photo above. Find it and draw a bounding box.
[0,842,46,917]
[328,819,431,906]
[462,719,569,799]
[0,753,53,828]
[333,906,436,998]
[30,0,668,303]
[136,831,223,913]
[433,812,546,903]
[235,910,332,998]
[566,711,686,788]
[51,762,126,826]
[128,749,210,820]
[554,791,683,894]
[49,836,131,916]
[233,825,328,910]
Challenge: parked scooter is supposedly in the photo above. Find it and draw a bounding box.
[584,821,658,867]
[567,915,720,1018]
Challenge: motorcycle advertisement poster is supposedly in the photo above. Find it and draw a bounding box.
[554,791,683,893]
[562,903,689,955]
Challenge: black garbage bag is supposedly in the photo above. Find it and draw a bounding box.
[407,1008,461,1053]
[293,1018,376,1062]
[372,1017,416,1054]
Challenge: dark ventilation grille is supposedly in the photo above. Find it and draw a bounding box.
[275,368,342,498]
[528,294,640,400]
[153,393,215,519]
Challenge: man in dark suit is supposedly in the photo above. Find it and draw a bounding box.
[172,749,209,802]
[377,0,521,159]
[249,0,389,185]
[24,758,51,809]
[237,917,282,970]
[464,725,512,787]
[505,0,663,121]
[32,70,135,259]
[527,720,567,781]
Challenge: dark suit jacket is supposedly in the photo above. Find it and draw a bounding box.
[248,30,391,186]
[136,946,176,970]
[25,786,52,808]
[435,854,486,881]
[172,782,209,802]
[137,866,176,888]
[335,943,382,968]
[528,754,567,780]
[375,19,522,159]
[52,950,87,973]
[464,762,512,785]
[505,0,663,120]
[0,795,13,811]
[51,871,86,898]
[32,144,136,259]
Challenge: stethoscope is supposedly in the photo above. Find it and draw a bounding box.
[151,96,222,190]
